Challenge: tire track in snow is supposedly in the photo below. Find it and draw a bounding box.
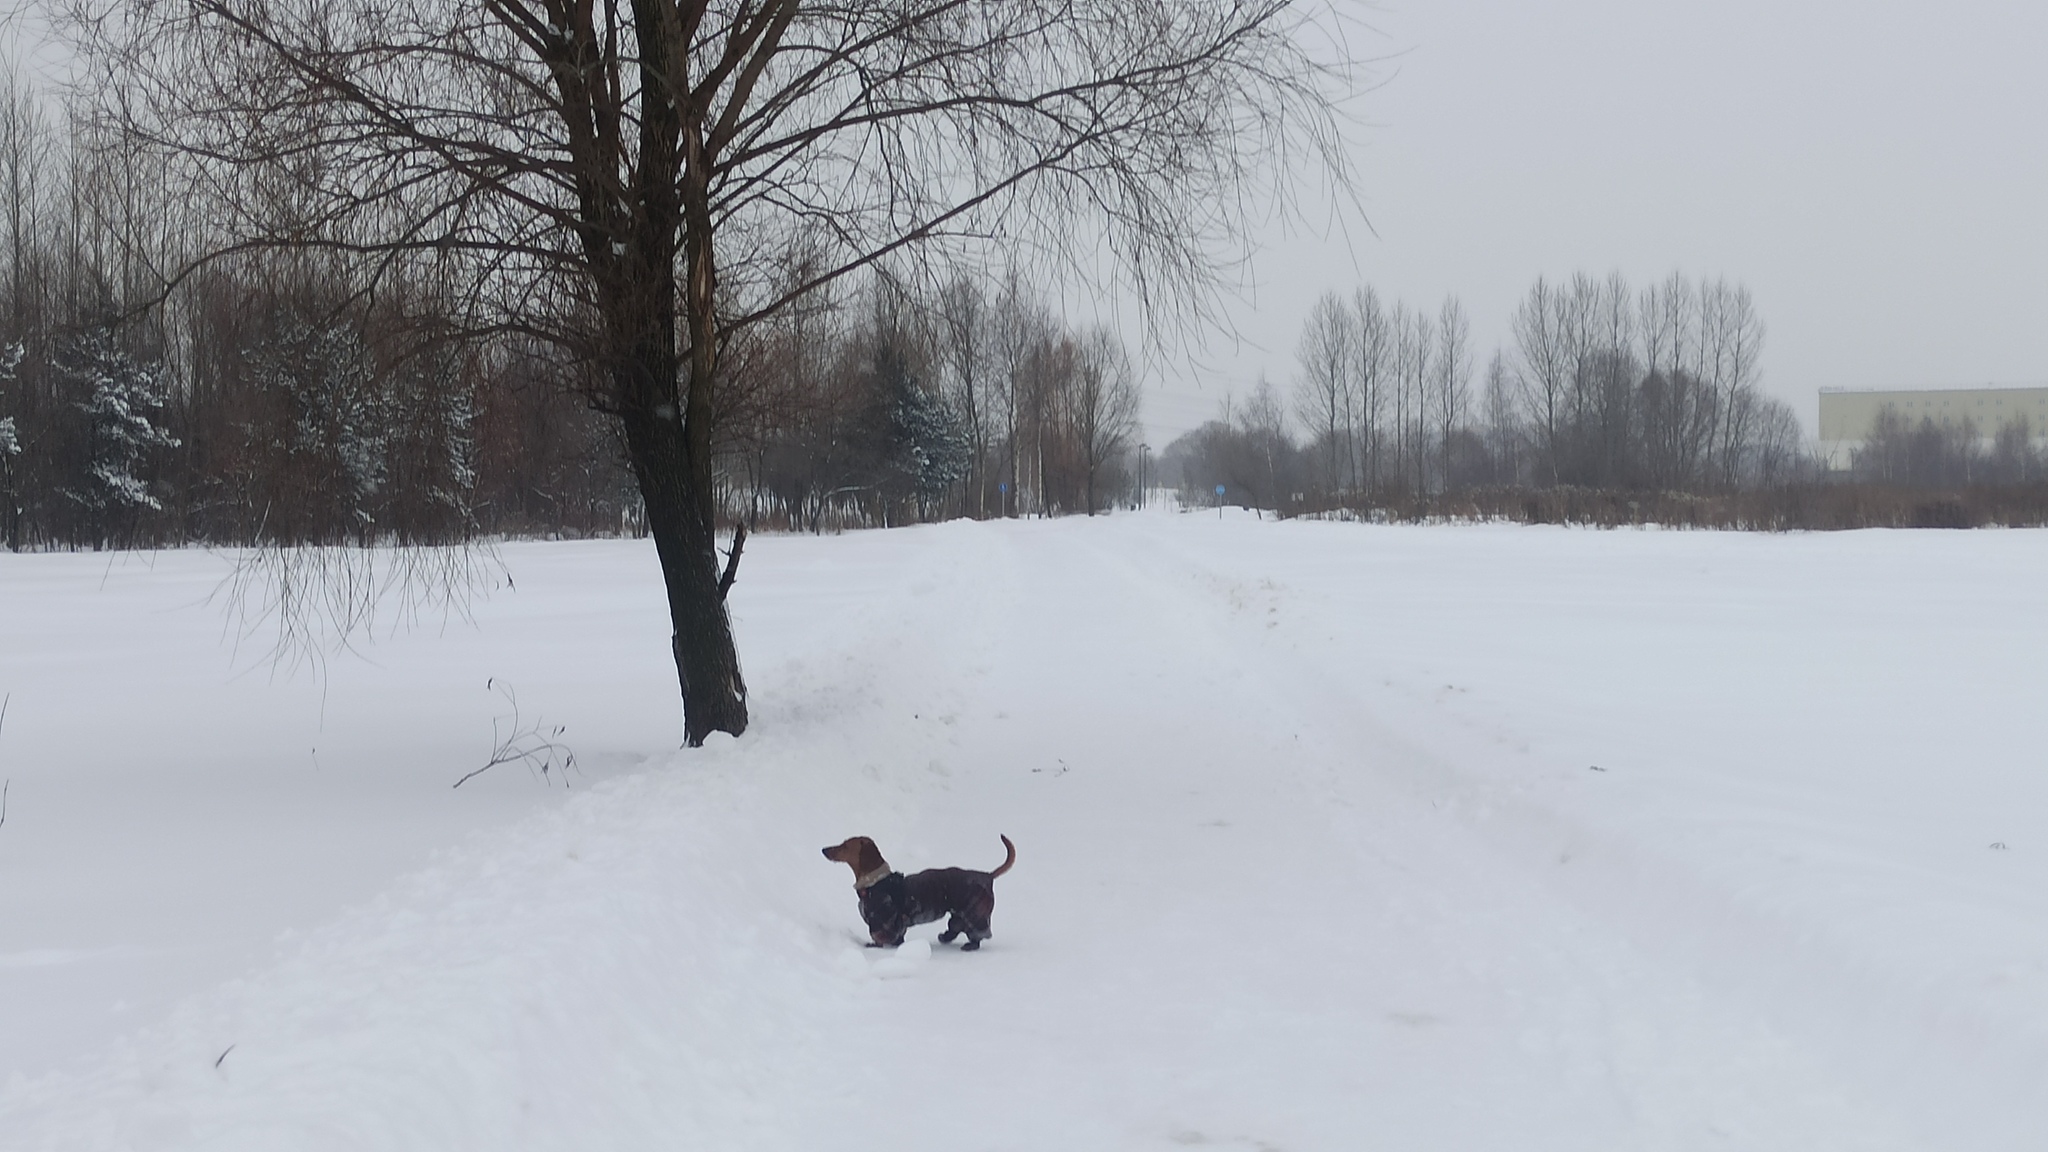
[5,519,2033,1150]
[1107,513,2038,1150]
[788,516,1900,1150]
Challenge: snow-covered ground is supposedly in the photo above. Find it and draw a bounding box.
[2,512,2045,1149]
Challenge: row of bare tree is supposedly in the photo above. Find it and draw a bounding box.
[1851,408,2046,487]
[1510,272,1798,491]
[0,69,1145,553]
[0,66,629,551]
[717,273,1142,531]
[1165,272,1812,510]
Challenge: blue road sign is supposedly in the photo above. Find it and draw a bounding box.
[1215,485,1226,496]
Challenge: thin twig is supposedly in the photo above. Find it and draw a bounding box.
[454,679,576,789]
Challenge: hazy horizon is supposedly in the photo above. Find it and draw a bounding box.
[1135,0,2048,449]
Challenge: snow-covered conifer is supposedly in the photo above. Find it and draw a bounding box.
[0,342,21,551]
[254,320,387,539]
[881,347,969,520]
[59,328,180,528]
[384,345,478,537]
[0,341,21,461]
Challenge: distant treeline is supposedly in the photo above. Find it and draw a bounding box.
[713,273,1143,532]
[1161,271,2048,528]
[1849,406,2045,489]
[0,76,1141,551]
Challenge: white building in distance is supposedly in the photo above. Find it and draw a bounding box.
[1817,385,2048,470]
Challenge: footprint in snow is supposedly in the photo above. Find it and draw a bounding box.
[870,938,931,977]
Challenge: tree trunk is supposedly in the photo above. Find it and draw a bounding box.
[579,17,750,748]
[621,383,748,747]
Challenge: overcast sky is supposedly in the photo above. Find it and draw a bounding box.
[1137,0,2048,447]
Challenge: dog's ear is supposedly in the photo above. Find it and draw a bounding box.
[854,837,887,875]
[822,836,889,875]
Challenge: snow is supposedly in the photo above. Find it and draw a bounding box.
[3,512,2046,1149]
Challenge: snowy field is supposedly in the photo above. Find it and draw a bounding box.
[2,510,2046,1150]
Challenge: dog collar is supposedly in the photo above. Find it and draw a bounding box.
[855,865,892,890]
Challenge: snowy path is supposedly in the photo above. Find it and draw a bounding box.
[4,514,2046,1149]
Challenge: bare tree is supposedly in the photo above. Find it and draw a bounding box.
[989,274,1045,518]
[1432,295,1469,491]
[1639,272,1713,488]
[1512,277,1568,484]
[1241,376,1288,513]
[65,0,1347,744]
[1070,329,1140,515]
[1292,290,1351,493]
[1708,281,1767,488]
[937,276,992,517]
[1388,305,1432,493]
[1350,285,1389,491]
[1579,272,1636,486]
[1480,348,1520,484]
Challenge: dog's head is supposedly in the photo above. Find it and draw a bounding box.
[821,835,889,881]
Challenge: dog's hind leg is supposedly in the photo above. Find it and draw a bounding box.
[958,916,992,951]
[958,891,996,950]
[938,914,965,945]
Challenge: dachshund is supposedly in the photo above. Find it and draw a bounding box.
[821,834,1015,950]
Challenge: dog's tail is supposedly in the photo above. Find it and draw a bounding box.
[990,834,1016,879]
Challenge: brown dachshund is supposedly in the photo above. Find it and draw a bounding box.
[822,834,1015,950]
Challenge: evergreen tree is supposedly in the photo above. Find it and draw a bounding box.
[383,344,478,541]
[883,346,969,521]
[59,328,180,546]
[0,342,20,459]
[0,343,21,550]
[252,320,386,542]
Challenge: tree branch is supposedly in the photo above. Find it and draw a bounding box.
[717,520,746,600]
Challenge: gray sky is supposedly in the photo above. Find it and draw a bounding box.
[1138,0,2048,448]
